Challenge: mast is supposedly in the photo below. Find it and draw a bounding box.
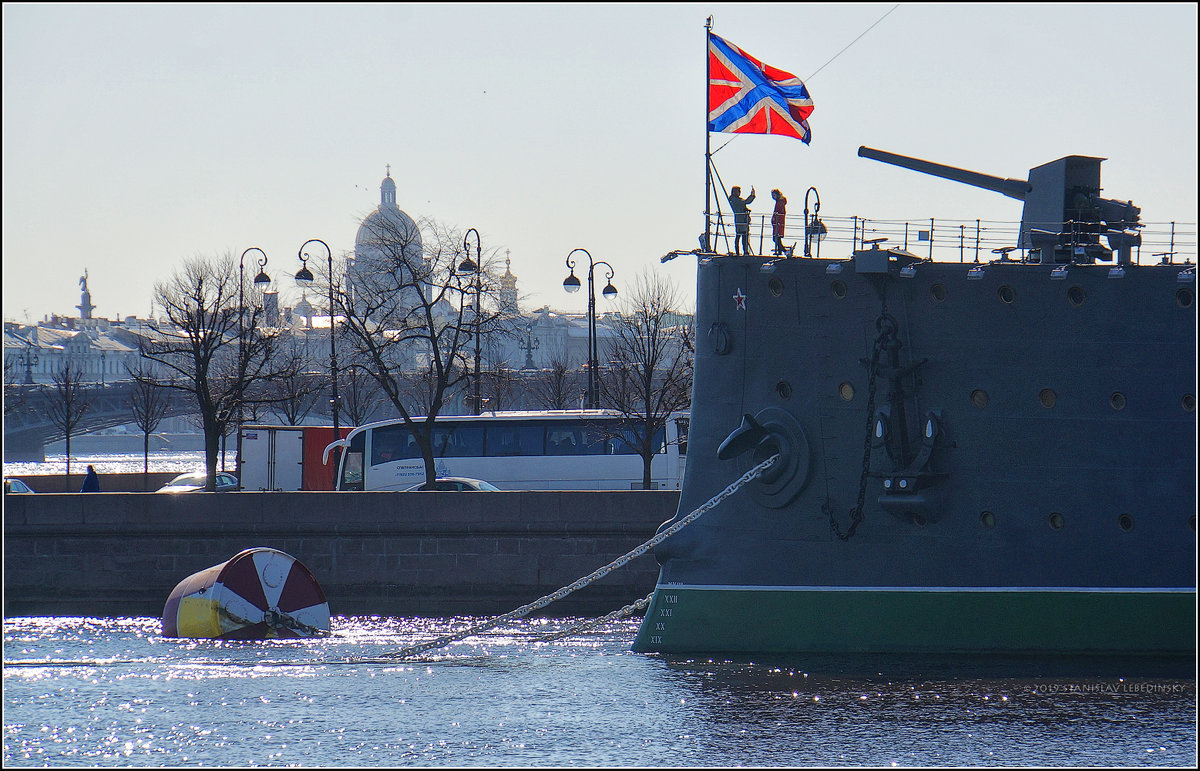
[703,16,713,252]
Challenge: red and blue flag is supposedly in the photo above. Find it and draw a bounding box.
[708,33,813,143]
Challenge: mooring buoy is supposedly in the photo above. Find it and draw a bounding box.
[162,547,330,639]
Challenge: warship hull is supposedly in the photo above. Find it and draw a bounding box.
[633,254,1196,655]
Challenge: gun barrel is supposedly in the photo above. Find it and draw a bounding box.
[858,146,1031,201]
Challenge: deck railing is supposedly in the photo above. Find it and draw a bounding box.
[706,212,1197,265]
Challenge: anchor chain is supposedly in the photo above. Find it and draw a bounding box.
[537,590,656,642]
[828,303,896,541]
[217,605,329,638]
[382,453,781,660]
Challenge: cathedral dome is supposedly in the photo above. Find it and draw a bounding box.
[293,293,314,328]
[349,166,426,320]
[355,167,420,251]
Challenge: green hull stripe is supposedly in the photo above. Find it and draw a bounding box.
[660,584,1195,593]
[632,586,1196,655]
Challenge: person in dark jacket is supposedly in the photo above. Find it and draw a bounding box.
[729,186,756,256]
[80,464,100,492]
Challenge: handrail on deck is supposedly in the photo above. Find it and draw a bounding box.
[703,211,1196,265]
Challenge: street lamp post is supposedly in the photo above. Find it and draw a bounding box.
[459,228,483,415]
[18,343,39,384]
[294,239,340,444]
[562,248,617,409]
[803,186,827,259]
[237,247,271,488]
[520,324,540,370]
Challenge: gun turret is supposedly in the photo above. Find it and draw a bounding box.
[858,146,1142,264]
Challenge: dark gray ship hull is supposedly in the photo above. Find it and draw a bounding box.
[633,253,1196,654]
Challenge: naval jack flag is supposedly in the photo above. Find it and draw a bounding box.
[708,33,814,143]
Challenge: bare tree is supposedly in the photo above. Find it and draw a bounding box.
[256,338,323,427]
[337,214,508,486]
[530,343,581,410]
[135,254,291,490]
[339,362,384,427]
[4,354,22,417]
[263,369,323,426]
[482,361,520,412]
[44,363,91,482]
[4,333,38,418]
[127,365,171,489]
[599,271,694,489]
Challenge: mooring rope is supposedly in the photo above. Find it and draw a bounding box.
[380,453,780,659]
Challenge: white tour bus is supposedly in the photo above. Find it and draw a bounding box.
[323,410,688,491]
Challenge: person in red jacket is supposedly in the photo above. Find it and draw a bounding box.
[771,189,788,256]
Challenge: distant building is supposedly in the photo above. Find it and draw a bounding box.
[348,167,426,320]
[2,171,694,420]
[3,272,151,386]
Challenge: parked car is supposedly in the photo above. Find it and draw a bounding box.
[4,477,36,494]
[156,471,239,493]
[403,477,500,492]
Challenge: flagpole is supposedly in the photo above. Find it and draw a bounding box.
[703,16,713,252]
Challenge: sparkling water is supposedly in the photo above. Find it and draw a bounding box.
[5,451,208,478]
[4,616,1195,767]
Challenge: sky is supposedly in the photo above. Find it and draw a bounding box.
[3,2,1197,324]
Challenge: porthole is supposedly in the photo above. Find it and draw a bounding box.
[831,280,847,299]
[1183,394,1195,413]
[838,382,855,401]
[1109,392,1126,411]
[930,283,948,302]
[1177,287,1194,309]
[776,380,792,400]
[970,389,989,409]
[997,285,1016,304]
[1067,286,1086,307]
[980,511,996,529]
[1118,514,1134,532]
[768,277,784,297]
[1038,388,1057,408]
[1048,512,1065,530]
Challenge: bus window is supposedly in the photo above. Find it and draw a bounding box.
[676,417,688,456]
[340,431,366,491]
[547,427,584,455]
[486,423,545,456]
[432,425,484,457]
[579,425,608,455]
[609,423,666,455]
[372,424,419,466]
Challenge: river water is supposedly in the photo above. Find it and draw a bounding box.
[3,616,1196,767]
[4,452,1197,766]
[5,450,208,478]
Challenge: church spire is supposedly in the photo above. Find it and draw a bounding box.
[381,164,396,207]
[499,249,519,314]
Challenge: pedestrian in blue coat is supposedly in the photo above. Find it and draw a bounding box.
[81,464,100,492]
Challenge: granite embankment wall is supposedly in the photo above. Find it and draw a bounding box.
[9,472,180,493]
[3,490,681,619]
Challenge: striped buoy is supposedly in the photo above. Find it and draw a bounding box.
[162,548,330,639]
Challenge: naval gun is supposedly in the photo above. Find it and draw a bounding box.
[858,146,1143,264]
